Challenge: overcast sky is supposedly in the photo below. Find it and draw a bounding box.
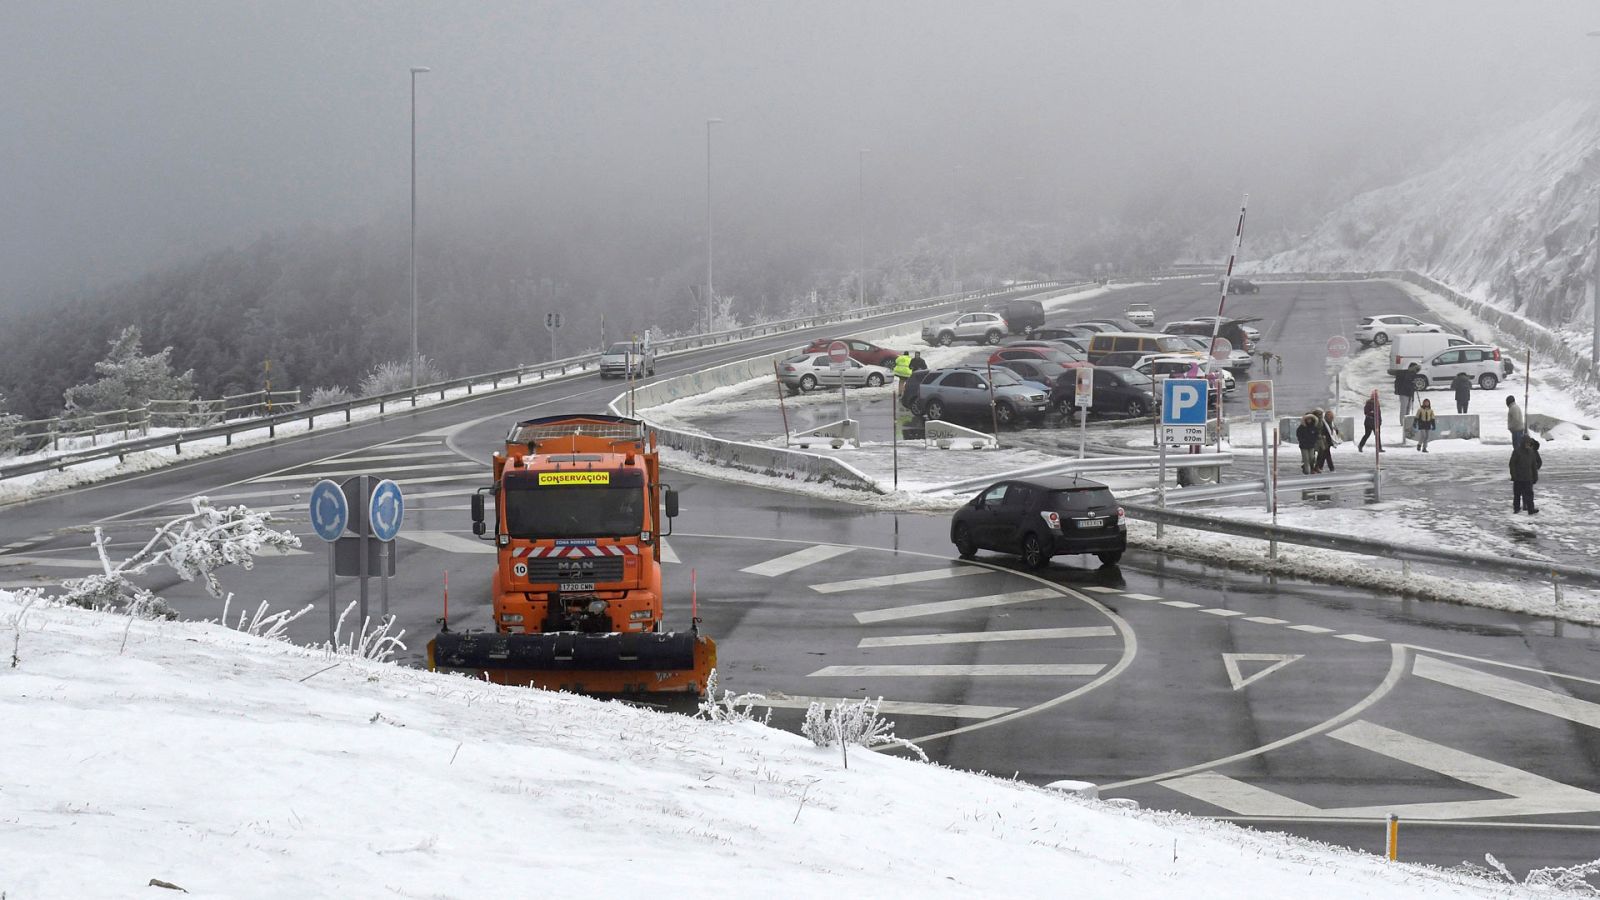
[1,1,1593,310]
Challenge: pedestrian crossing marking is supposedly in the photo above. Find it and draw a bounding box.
[1201,608,1245,617]
[1244,616,1288,625]
[810,664,1105,678]
[741,544,854,577]
[1288,625,1334,634]
[0,555,106,570]
[1121,593,1162,601]
[858,626,1116,648]
[1335,633,1382,643]
[400,531,496,554]
[1162,601,1202,609]
[1414,656,1600,730]
[855,588,1061,624]
[810,566,989,594]
[748,696,1015,720]
[1081,586,1123,594]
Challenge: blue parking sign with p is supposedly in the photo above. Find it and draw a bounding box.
[1161,378,1209,426]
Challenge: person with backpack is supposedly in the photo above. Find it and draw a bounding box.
[1510,436,1542,514]
[1451,371,1473,415]
[1415,398,1437,452]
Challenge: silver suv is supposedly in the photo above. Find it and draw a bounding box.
[922,312,1008,347]
[915,367,1049,427]
[599,341,655,378]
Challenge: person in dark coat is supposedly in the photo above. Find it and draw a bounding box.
[1295,412,1319,475]
[1357,396,1382,452]
[1509,436,1542,514]
[908,351,927,373]
[1451,371,1473,415]
[1314,408,1340,472]
[1394,364,1418,419]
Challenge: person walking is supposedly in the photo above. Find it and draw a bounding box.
[1394,363,1418,420]
[1315,408,1341,472]
[1506,395,1526,449]
[1451,371,1472,415]
[1295,412,1320,475]
[908,350,927,373]
[892,350,913,395]
[1357,395,1383,452]
[1415,398,1437,452]
[1510,436,1542,514]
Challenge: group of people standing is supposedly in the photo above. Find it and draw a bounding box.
[1294,408,1342,474]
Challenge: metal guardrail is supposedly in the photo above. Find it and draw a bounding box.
[929,451,1235,494]
[1155,470,1380,505]
[1124,501,1600,590]
[0,279,1081,482]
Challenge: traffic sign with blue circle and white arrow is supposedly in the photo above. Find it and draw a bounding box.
[308,479,349,543]
[368,479,405,542]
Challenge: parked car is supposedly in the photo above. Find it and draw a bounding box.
[994,358,1078,389]
[1355,314,1442,347]
[1172,336,1254,373]
[776,353,892,393]
[989,346,1084,367]
[1048,366,1157,418]
[1411,345,1510,392]
[1000,339,1087,358]
[1064,322,1116,334]
[1125,302,1156,328]
[922,311,1009,346]
[1033,325,1099,343]
[1082,317,1140,333]
[1086,331,1195,364]
[599,341,656,378]
[996,298,1046,335]
[899,369,939,412]
[1093,350,1150,369]
[1388,332,1476,375]
[1132,354,1236,391]
[915,367,1050,427]
[1225,278,1260,294]
[801,338,900,368]
[1166,317,1261,350]
[950,476,1126,568]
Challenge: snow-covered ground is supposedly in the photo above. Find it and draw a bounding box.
[0,591,1556,898]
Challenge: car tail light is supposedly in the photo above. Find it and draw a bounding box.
[1493,348,1501,361]
[1117,507,1126,528]
[1041,510,1062,532]
[780,365,795,373]
[1393,354,1400,367]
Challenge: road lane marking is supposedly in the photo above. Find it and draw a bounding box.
[1288,625,1334,634]
[1414,656,1600,728]
[201,474,486,505]
[1160,772,1321,816]
[1121,592,1162,600]
[1244,616,1288,625]
[1222,653,1303,690]
[1335,633,1382,643]
[0,556,105,570]
[748,696,1015,720]
[858,626,1116,648]
[244,462,481,481]
[1162,600,1202,609]
[400,531,496,554]
[311,451,461,465]
[1201,608,1245,617]
[741,544,854,577]
[811,567,989,594]
[1081,586,1122,594]
[855,588,1061,624]
[658,539,679,564]
[810,664,1105,678]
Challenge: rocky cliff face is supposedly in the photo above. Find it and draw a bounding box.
[1258,101,1600,344]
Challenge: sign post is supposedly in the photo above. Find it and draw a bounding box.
[1209,338,1233,452]
[1160,378,1210,509]
[829,340,851,424]
[369,479,405,620]
[1075,366,1094,460]
[1326,335,1350,415]
[1248,380,1275,512]
[309,479,349,641]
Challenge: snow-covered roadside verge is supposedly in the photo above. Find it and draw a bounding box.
[0,591,1541,898]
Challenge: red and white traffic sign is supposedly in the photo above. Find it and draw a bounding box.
[1326,335,1350,360]
[1210,336,1233,361]
[1246,380,1274,422]
[828,340,850,367]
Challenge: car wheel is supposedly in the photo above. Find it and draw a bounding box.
[1479,373,1499,390]
[994,402,1017,427]
[1097,551,1123,566]
[866,373,884,387]
[1056,398,1077,418]
[1412,374,1428,393]
[925,399,945,421]
[1373,332,1390,346]
[1021,533,1049,569]
[985,330,1003,345]
[799,374,817,392]
[953,524,977,559]
[937,332,955,347]
[1126,400,1146,418]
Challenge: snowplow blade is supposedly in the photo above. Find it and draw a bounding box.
[427,630,717,700]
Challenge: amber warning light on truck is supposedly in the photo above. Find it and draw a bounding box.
[538,472,611,486]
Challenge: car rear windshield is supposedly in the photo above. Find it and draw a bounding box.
[1049,488,1117,513]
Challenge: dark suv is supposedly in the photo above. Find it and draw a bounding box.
[914,367,1050,427]
[998,298,1045,335]
[951,477,1126,568]
[1048,366,1155,418]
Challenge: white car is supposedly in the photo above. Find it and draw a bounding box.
[1125,303,1156,328]
[599,341,656,378]
[1132,354,1236,392]
[776,353,892,392]
[1411,344,1511,392]
[1355,314,1442,347]
[1174,336,1254,373]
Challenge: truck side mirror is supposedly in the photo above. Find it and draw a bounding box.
[664,488,679,519]
[471,492,486,536]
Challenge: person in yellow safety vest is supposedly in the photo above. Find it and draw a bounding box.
[892,351,913,394]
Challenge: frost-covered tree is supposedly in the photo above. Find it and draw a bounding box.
[359,356,445,397]
[0,389,22,455]
[62,325,197,414]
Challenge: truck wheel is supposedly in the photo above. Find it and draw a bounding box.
[1479,373,1499,390]
[799,374,818,391]
[937,332,955,347]
[985,330,1003,345]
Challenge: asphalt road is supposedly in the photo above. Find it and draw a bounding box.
[5,279,1600,877]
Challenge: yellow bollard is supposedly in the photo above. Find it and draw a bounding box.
[1386,813,1399,861]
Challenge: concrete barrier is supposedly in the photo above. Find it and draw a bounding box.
[1278,416,1356,442]
[1402,413,1480,441]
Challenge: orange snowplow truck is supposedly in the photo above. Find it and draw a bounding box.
[427,414,715,701]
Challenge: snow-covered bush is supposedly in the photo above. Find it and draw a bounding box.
[325,601,406,662]
[0,389,21,456]
[1453,853,1600,893]
[695,668,771,725]
[359,357,446,397]
[801,697,927,765]
[62,325,196,415]
[307,385,355,408]
[55,497,299,618]
[221,595,314,642]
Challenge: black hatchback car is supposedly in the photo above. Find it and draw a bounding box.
[951,477,1126,568]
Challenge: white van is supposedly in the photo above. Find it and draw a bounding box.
[1389,332,1474,375]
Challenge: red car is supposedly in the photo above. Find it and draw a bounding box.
[802,338,901,368]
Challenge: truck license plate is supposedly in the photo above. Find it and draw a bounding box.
[559,582,596,592]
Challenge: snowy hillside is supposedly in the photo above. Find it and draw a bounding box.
[1258,101,1600,354]
[0,592,1548,898]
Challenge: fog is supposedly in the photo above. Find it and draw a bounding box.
[1,1,1592,310]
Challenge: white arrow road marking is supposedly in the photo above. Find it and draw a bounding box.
[809,664,1105,678]
[855,588,1061,624]
[810,566,988,594]
[400,531,496,554]
[740,543,854,577]
[1221,653,1303,691]
[1413,655,1600,730]
[658,539,679,564]
[747,696,1016,720]
[859,626,1115,648]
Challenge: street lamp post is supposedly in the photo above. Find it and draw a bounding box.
[409,66,430,403]
[858,148,870,310]
[705,118,723,334]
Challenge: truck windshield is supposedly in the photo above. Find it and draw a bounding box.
[502,471,645,539]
